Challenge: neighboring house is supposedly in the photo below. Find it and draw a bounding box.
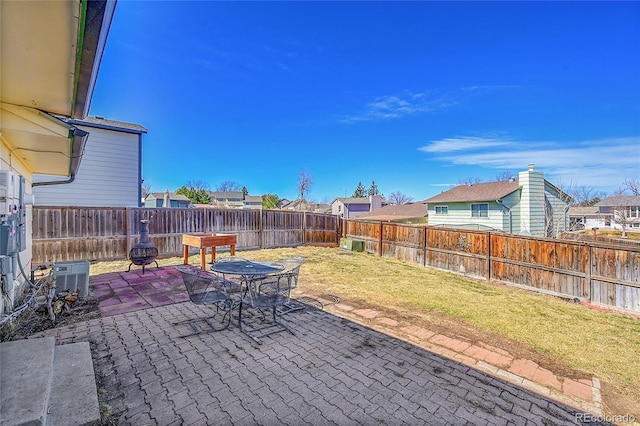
[568,206,601,230]
[331,195,385,219]
[357,202,428,223]
[209,191,245,208]
[568,197,640,232]
[593,196,640,232]
[144,192,191,208]
[424,165,570,237]
[243,195,263,209]
[0,1,116,315]
[207,191,265,209]
[281,199,331,213]
[33,117,147,207]
[278,198,292,208]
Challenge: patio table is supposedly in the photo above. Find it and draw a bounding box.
[211,259,284,342]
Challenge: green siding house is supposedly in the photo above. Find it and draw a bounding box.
[425,165,570,237]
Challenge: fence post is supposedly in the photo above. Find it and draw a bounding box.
[303,211,307,245]
[259,209,264,249]
[486,231,491,282]
[586,243,592,303]
[125,207,131,257]
[379,222,383,256]
[423,226,427,267]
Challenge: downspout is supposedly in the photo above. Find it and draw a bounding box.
[496,199,512,233]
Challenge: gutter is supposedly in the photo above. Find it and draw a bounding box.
[32,113,89,186]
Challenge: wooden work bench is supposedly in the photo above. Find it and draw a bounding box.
[182,233,237,270]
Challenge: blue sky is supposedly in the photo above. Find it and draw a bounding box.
[90,1,640,203]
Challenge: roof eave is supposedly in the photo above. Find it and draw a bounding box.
[72,0,117,119]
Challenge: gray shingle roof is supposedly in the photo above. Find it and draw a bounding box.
[359,202,428,219]
[70,116,148,133]
[147,192,190,201]
[568,206,599,216]
[595,195,640,207]
[424,181,520,203]
[335,197,375,204]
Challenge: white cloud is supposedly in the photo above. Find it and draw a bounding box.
[342,86,515,124]
[421,135,640,190]
[419,136,512,153]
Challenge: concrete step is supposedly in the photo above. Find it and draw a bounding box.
[0,337,99,426]
[46,342,100,426]
[0,337,55,426]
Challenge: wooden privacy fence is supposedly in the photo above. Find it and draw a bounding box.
[31,206,339,264]
[344,220,640,313]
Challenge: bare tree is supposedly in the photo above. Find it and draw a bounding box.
[610,178,640,237]
[216,181,241,192]
[622,177,640,195]
[612,204,632,238]
[297,169,313,201]
[567,184,607,206]
[495,171,516,181]
[186,179,211,191]
[388,191,413,205]
[141,181,151,199]
[457,177,483,185]
[534,181,574,238]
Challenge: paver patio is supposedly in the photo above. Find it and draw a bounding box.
[30,266,606,425]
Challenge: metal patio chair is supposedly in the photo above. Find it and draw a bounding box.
[238,259,302,344]
[272,257,305,314]
[173,264,238,337]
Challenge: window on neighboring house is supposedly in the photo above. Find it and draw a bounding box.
[471,203,489,218]
[435,205,448,215]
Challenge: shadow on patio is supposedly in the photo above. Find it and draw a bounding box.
[30,266,604,425]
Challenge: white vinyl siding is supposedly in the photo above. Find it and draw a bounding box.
[543,184,570,236]
[33,125,141,207]
[428,202,506,231]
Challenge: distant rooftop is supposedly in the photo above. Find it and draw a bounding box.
[424,181,520,203]
[67,116,148,134]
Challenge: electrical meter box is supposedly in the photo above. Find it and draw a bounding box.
[53,260,91,297]
[0,221,17,255]
[0,171,19,216]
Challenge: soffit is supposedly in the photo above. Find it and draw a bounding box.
[1,103,76,175]
[1,0,80,116]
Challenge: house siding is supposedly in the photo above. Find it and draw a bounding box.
[33,125,141,207]
[544,184,569,236]
[498,191,522,234]
[429,202,506,231]
[1,144,34,315]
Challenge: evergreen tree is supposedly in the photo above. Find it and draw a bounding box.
[353,182,367,198]
[176,185,211,204]
[262,194,280,209]
[242,186,248,198]
[368,181,381,196]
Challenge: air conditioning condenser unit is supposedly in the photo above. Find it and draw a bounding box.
[53,260,90,296]
[340,238,365,252]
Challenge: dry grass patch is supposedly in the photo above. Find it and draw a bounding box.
[90,245,640,416]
